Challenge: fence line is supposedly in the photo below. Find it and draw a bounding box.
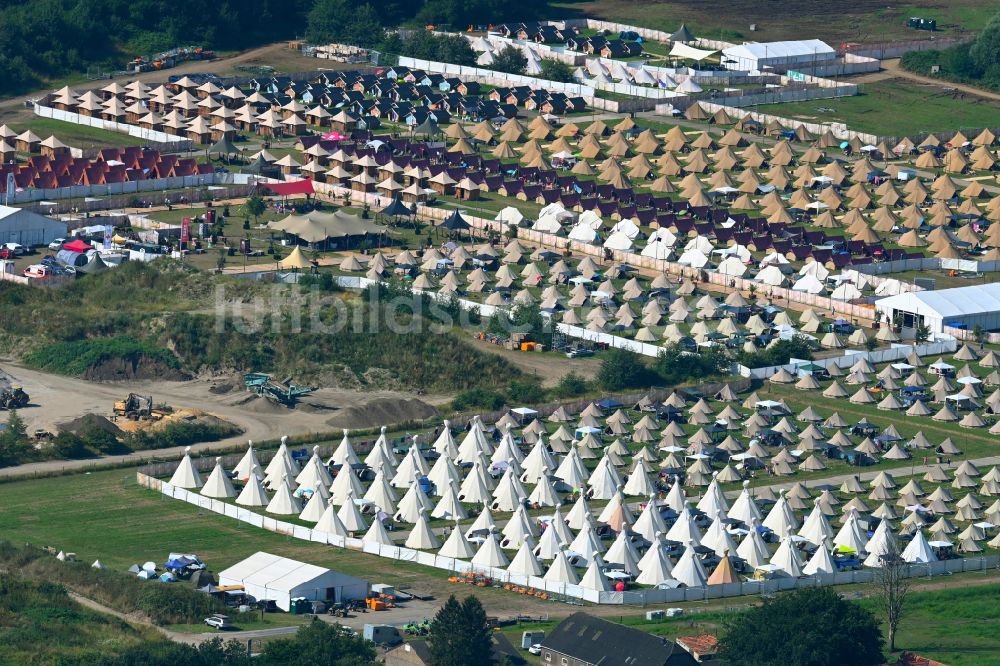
[34,104,192,147]
[138,469,1000,605]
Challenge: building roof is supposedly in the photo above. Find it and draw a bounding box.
[877,283,1000,319]
[541,613,698,666]
[722,39,834,61]
[218,551,361,594]
[676,634,719,658]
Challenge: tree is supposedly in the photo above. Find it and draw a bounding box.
[428,595,493,666]
[0,409,29,467]
[492,45,528,75]
[873,539,911,653]
[540,58,575,82]
[245,194,266,226]
[972,324,985,345]
[597,348,649,390]
[717,587,884,666]
[914,324,931,344]
[258,618,375,666]
[555,372,589,397]
[51,431,89,459]
[306,0,383,48]
[969,13,1000,76]
[864,336,878,353]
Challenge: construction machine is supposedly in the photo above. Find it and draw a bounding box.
[243,373,315,407]
[0,386,29,409]
[114,393,155,420]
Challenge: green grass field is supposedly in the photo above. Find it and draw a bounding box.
[0,469,529,611]
[10,117,146,149]
[551,0,994,46]
[755,79,1000,137]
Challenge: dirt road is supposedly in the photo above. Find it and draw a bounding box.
[879,58,1000,102]
[0,362,448,478]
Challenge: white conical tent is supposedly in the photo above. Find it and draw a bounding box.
[299,482,329,522]
[536,517,568,560]
[337,491,369,533]
[763,491,799,536]
[472,532,510,568]
[528,472,561,507]
[439,520,477,559]
[521,437,557,484]
[329,461,367,505]
[569,522,605,564]
[395,478,433,523]
[296,447,334,489]
[673,544,708,587]
[636,535,676,586]
[736,523,770,568]
[492,467,527,512]
[235,466,269,507]
[798,501,835,545]
[508,541,545,577]
[232,441,261,481]
[392,444,429,488]
[728,483,762,525]
[169,447,203,489]
[465,502,497,539]
[265,439,300,483]
[580,557,612,591]
[603,530,642,576]
[266,476,302,515]
[363,468,398,514]
[432,421,459,458]
[458,461,493,504]
[554,447,589,488]
[623,460,656,497]
[770,537,804,576]
[406,511,442,550]
[433,481,469,520]
[666,505,703,546]
[566,493,594,531]
[315,499,350,536]
[366,426,399,470]
[201,457,236,498]
[697,477,729,516]
[701,512,740,558]
[834,510,870,554]
[329,429,361,466]
[901,529,936,563]
[802,541,837,575]
[543,549,581,586]
[363,516,396,546]
[863,520,899,567]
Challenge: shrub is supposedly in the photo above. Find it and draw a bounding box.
[451,387,506,412]
[736,336,814,369]
[554,372,589,397]
[598,349,651,390]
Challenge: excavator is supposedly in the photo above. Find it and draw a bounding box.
[113,393,159,420]
[0,386,29,409]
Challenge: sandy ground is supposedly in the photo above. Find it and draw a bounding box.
[0,362,448,470]
[470,339,601,387]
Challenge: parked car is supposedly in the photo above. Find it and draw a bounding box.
[528,644,542,655]
[3,242,24,255]
[47,238,66,251]
[204,614,232,630]
[565,348,594,358]
[0,248,16,260]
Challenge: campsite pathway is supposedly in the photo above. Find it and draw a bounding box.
[880,59,1000,103]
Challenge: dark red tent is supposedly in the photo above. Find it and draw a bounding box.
[262,179,315,196]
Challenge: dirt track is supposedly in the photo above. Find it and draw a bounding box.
[0,362,449,477]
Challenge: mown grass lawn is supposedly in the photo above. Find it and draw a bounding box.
[755,79,1000,137]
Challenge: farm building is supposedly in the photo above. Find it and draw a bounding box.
[721,39,835,71]
[875,283,1000,334]
[0,205,68,247]
[217,552,368,611]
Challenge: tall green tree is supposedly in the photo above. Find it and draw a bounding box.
[969,13,1000,75]
[717,587,884,666]
[491,45,528,75]
[0,409,29,467]
[597,348,649,390]
[429,595,493,666]
[540,58,575,82]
